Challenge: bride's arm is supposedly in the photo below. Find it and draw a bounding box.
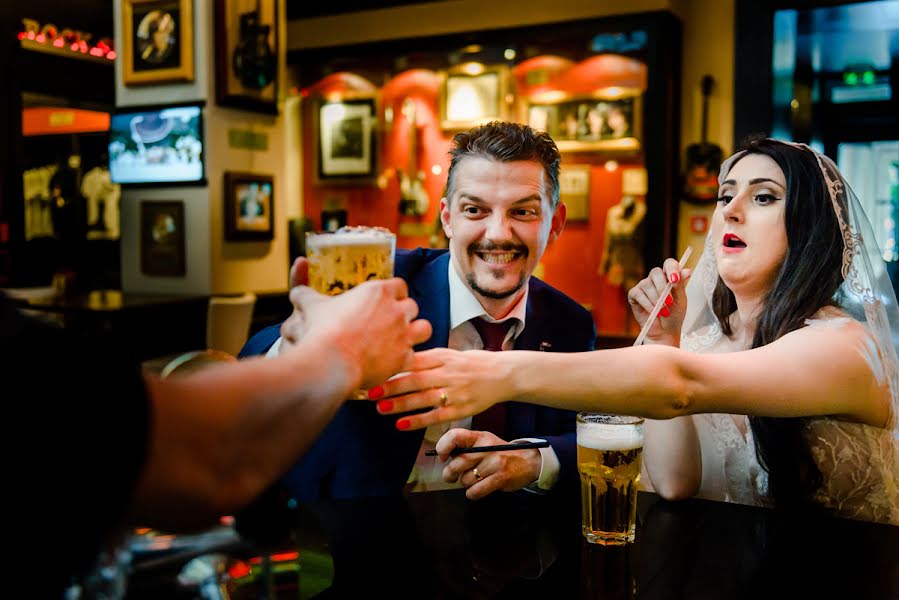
[379,319,887,431]
[643,417,701,499]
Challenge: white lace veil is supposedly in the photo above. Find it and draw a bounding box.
[681,139,899,431]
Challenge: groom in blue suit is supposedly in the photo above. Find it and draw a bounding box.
[241,122,595,501]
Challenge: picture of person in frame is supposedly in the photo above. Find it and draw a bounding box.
[142,201,185,276]
[584,106,605,140]
[238,182,271,228]
[606,103,632,139]
[562,110,580,140]
[330,116,364,160]
[134,6,180,71]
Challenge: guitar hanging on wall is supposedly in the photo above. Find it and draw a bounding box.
[397,98,430,216]
[683,75,724,202]
[232,0,276,91]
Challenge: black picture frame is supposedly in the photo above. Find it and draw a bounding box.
[141,200,186,277]
[224,172,275,241]
[316,98,377,183]
[214,0,279,114]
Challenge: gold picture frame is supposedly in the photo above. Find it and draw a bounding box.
[528,92,642,154]
[122,0,194,86]
[440,64,509,131]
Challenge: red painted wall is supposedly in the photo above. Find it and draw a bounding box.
[301,56,649,335]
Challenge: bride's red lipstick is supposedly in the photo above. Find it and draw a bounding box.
[722,233,746,253]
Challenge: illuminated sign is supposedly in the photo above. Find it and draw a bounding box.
[18,18,116,61]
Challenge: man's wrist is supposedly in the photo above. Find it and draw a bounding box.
[514,437,559,492]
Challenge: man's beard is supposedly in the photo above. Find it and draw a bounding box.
[465,240,530,299]
[466,271,527,299]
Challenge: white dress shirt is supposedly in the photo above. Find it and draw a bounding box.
[405,260,560,493]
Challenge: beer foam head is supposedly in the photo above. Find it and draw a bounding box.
[577,422,644,451]
[307,226,395,248]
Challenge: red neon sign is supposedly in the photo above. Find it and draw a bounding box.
[19,18,115,61]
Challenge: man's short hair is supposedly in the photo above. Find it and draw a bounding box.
[444,121,561,208]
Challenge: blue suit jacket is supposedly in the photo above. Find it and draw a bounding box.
[240,248,596,500]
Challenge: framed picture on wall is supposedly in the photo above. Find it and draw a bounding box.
[316,98,377,183]
[528,94,642,153]
[122,0,194,86]
[558,164,591,221]
[224,172,275,241]
[440,65,509,131]
[141,201,186,276]
[214,0,279,114]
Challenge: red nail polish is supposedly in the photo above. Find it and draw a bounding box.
[368,386,384,400]
[669,273,680,284]
[377,400,393,412]
[665,294,674,307]
[660,307,671,318]
[396,418,411,431]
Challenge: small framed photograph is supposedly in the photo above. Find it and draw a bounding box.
[214,0,279,114]
[559,164,591,221]
[122,0,194,86]
[316,98,377,183]
[440,65,509,131]
[141,201,186,276]
[224,172,274,241]
[530,94,642,153]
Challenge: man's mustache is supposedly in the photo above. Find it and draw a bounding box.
[468,241,528,256]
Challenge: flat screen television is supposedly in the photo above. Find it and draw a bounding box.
[109,105,204,185]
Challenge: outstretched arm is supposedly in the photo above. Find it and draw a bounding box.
[377,319,888,433]
[131,278,431,531]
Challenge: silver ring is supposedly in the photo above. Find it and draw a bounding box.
[438,391,448,407]
[472,467,483,481]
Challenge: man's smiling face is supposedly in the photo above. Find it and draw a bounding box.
[441,156,566,315]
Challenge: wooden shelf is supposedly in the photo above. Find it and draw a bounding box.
[20,39,113,66]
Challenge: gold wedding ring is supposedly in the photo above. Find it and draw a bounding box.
[472,467,483,481]
[439,391,449,407]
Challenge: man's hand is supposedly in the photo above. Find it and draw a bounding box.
[436,429,542,501]
[287,278,431,389]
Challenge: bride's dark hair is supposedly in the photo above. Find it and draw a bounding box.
[711,137,845,508]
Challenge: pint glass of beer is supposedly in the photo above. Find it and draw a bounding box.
[305,226,396,295]
[576,414,644,545]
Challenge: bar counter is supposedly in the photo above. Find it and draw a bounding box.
[3,288,208,362]
[125,488,898,599]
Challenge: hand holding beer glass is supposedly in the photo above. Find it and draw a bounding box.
[576,414,644,545]
[306,226,396,295]
[304,226,397,397]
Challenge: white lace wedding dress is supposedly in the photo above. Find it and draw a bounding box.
[681,308,899,525]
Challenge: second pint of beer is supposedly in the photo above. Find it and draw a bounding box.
[576,414,644,545]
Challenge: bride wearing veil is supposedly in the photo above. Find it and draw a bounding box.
[367,138,898,524]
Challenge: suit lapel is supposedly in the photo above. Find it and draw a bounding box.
[409,252,451,350]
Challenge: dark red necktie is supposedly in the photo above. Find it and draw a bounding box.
[470,318,514,436]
